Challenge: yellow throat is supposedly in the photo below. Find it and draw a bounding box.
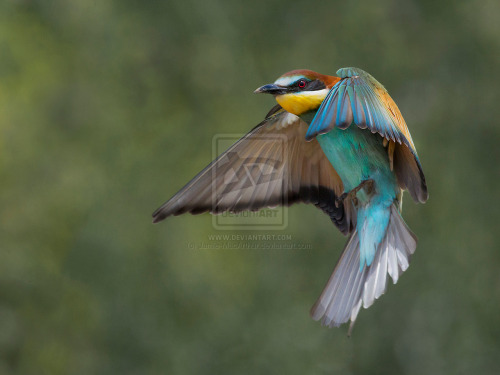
[275,89,329,116]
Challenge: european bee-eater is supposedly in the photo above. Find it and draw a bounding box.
[153,67,428,332]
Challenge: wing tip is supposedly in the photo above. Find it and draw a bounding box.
[152,204,179,223]
[418,175,429,203]
[152,211,166,223]
[304,133,315,141]
[419,172,429,203]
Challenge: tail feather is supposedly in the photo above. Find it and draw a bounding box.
[310,205,417,331]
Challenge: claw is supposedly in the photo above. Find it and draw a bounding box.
[336,179,375,206]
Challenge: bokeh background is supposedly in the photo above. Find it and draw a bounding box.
[1,0,499,374]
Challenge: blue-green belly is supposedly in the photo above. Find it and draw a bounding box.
[318,125,400,267]
[317,125,398,204]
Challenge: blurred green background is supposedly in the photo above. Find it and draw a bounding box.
[1,0,499,374]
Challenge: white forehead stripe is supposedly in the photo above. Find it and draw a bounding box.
[274,75,304,86]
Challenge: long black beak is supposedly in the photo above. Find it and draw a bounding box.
[254,83,287,95]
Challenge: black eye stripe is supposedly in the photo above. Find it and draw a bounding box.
[290,79,326,92]
[292,79,309,88]
[305,80,326,91]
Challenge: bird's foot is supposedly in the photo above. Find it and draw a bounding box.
[335,179,375,207]
[354,179,375,196]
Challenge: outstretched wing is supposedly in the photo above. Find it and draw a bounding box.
[305,67,428,203]
[153,107,355,235]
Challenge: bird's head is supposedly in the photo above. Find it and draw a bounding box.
[255,69,340,116]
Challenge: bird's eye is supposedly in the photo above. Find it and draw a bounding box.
[298,79,307,89]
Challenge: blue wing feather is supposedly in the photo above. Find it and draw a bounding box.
[336,84,353,129]
[305,85,339,140]
[305,67,428,204]
[306,68,408,147]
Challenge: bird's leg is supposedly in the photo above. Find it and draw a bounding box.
[336,179,375,206]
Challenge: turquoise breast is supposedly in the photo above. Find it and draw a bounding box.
[316,125,398,204]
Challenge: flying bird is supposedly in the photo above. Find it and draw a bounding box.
[153,67,428,332]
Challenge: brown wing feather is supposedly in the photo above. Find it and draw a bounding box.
[153,109,355,234]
